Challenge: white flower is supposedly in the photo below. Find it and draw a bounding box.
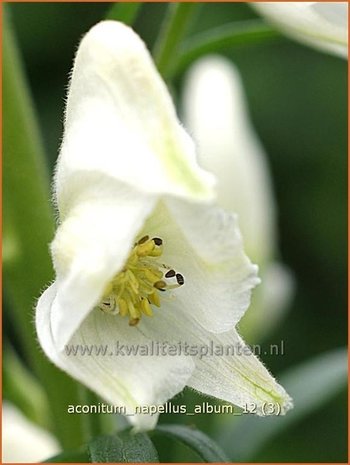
[182,56,294,340]
[2,403,60,463]
[252,2,348,59]
[36,20,292,431]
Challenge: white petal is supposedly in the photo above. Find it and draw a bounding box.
[50,178,156,349]
[188,328,293,415]
[252,2,348,58]
[56,20,215,216]
[182,56,276,263]
[183,57,294,340]
[2,403,60,463]
[240,262,295,341]
[139,303,292,414]
[36,283,195,431]
[144,201,259,333]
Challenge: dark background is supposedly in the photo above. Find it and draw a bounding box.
[6,2,347,462]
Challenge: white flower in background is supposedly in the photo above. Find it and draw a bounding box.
[2,403,60,463]
[182,56,294,340]
[252,2,348,59]
[36,20,292,431]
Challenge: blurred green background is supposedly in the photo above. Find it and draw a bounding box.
[4,2,347,463]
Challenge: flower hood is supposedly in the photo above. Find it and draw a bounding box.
[252,2,348,59]
[182,55,294,340]
[2,403,60,463]
[36,20,292,430]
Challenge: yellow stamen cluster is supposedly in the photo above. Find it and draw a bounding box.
[98,235,184,326]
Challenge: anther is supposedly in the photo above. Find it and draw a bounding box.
[98,233,184,325]
[165,269,176,278]
[136,241,155,257]
[176,273,185,286]
[148,292,160,307]
[154,280,166,290]
[137,235,149,245]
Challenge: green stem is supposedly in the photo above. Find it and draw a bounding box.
[3,8,85,449]
[153,2,198,78]
[78,387,105,441]
[105,2,142,25]
[171,20,279,78]
[3,344,51,430]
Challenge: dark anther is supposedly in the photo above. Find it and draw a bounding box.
[154,280,166,289]
[165,269,176,278]
[138,235,149,245]
[153,237,163,246]
[176,273,184,286]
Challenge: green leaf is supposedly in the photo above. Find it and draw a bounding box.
[3,8,85,449]
[217,348,347,461]
[44,448,90,463]
[171,20,279,78]
[88,431,159,463]
[105,2,142,26]
[3,345,51,429]
[154,424,229,462]
[153,3,198,78]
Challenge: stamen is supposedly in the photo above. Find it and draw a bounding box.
[143,269,162,283]
[165,269,176,278]
[97,234,184,326]
[141,298,153,316]
[148,292,160,307]
[118,298,128,317]
[154,280,166,290]
[129,318,140,326]
[136,241,155,257]
[137,235,149,245]
[176,273,185,286]
[148,247,163,257]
